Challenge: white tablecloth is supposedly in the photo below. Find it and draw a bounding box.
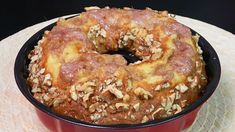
[0,15,235,132]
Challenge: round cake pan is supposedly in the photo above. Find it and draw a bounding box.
[14,18,221,132]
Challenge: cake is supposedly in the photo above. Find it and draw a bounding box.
[27,7,207,124]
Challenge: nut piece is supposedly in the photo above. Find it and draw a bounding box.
[151,107,164,119]
[107,84,124,99]
[141,115,149,123]
[87,24,106,48]
[53,98,64,107]
[118,32,136,48]
[43,94,50,101]
[84,87,94,94]
[181,100,187,108]
[30,55,40,63]
[172,104,182,114]
[193,34,203,54]
[130,114,136,120]
[144,34,154,46]
[116,79,123,87]
[89,102,99,113]
[150,47,162,54]
[161,93,175,111]
[134,87,153,100]
[187,76,194,82]
[48,87,57,93]
[126,79,132,91]
[31,87,41,93]
[154,85,161,91]
[84,6,100,11]
[190,76,198,88]
[115,103,129,111]
[175,91,181,100]
[133,103,140,112]
[83,92,93,102]
[88,24,106,38]
[162,82,170,89]
[146,104,155,113]
[105,79,112,85]
[123,94,130,102]
[131,27,147,38]
[70,85,78,101]
[43,73,52,86]
[90,113,101,122]
[38,68,45,74]
[83,81,96,87]
[175,84,189,93]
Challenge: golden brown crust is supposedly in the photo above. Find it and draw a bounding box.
[27,7,207,124]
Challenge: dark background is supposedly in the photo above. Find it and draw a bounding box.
[1,0,235,40]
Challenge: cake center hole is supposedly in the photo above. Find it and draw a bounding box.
[106,49,141,64]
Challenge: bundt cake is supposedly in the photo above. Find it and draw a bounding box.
[27,7,207,124]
